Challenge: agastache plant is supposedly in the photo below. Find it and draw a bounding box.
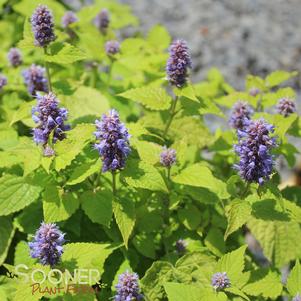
[229,101,254,130]
[211,272,231,291]
[276,97,296,117]
[115,271,143,301]
[22,64,48,96]
[234,118,277,185]
[32,92,70,156]
[29,222,65,266]
[94,8,110,34]
[0,74,7,91]
[7,47,22,67]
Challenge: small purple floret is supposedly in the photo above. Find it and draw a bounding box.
[166,39,192,87]
[61,11,78,28]
[115,271,143,301]
[175,239,187,254]
[0,74,7,90]
[160,147,176,168]
[229,101,253,130]
[105,40,120,56]
[234,118,277,185]
[22,64,48,96]
[31,5,56,47]
[94,109,131,172]
[94,9,110,33]
[276,97,296,117]
[7,48,22,67]
[211,272,231,290]
[28,222,65,266]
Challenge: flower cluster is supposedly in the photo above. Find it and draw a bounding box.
[160,147,176,168]
[234,118,277,185]
[7,48,22,67]
[211,272,231,290]
[166,39,192,87]
[293,294,301,301]
[94,109,131,172]
[276,97,296,117]
[31,5,56,47]
[94,8,110,33]
[115,271,143,301]
[249,87,260,97]
[229,101,254,130]
[32,92,70,152]
[61,11,78,28]
[29,222,65,266]
[22,64,48,96]
[175,239,187,254]
[0,74,7,91]
[105,40,120,56]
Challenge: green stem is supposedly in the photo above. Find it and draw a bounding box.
[44,47,52,92]
[163,96,178,139]
[112,171,116,196]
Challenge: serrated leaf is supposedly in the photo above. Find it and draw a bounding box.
[224,200,252,239]
[173,163,229,199]
[54,124,95,171]
[45,43,87,64]
[164,283,203,301]
[14,241,36,266]
[43,186,79,223]
[122,160,168,192]
[174,84,199,102]
[61,242,120,281]
[178,204,202,230]
[216,245,247,288]
[10,100,35,126]
[134,140,162,165]
[0,217,14,265]
[81,190,113,227]
[113,197,135,248]
[0,175,42,216]
[147,24,171,50]
[265,70,298,88]
[64,86,110,121]
[67,159,100,185]
[287,260,301,296]
[118,86,172,110]
[205,228,226,257]
[243,270,282,299]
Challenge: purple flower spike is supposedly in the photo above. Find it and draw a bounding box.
[293,293,301,301]
[229,101,253,130]
[22,64,48,96]
[31,5,56,47]
[211,272,231,290]
[94,8,110,33]
[166,39,192,87]
[0,74,7,91]
[28,222,65,266]
[105,40,120,56]
[160,147,176,168]
[7,48,22,67]
[276,97,296,117]
[32,92,70,149]
[61,11,78,28]
[115,271,143,301]
[94,109,131,172]
[234,118,277,185]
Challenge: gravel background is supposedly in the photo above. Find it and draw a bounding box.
[121,0,301,90]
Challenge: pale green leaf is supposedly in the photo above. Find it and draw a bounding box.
[147,24,171,50]
[265,70,298,88]
[287,260,301,296]
[0,217,14,265]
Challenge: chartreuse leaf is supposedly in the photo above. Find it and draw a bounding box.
[216,245,248,288]
[14,241,36,266]
[134,140,162,165]
[178,204,202,230]
[64,86,110,121]
[287,260,301,296]
[118,86,172,110]
[45,43,87,65]
[204,228,226,257]
[265,70,298,88]
[43,186,79,223]
[81,190,113,227]
[147,24,171,50]
[172,163,230,199]
[67,159,101,185]
[10,100,36,126]
[174,84,199,102]
[0,175,42,216]
[122,160,168,192]
[54,124,95,171]
[113,196,135,248]
[0,217,14,265]
[62,243,121,280]
[164,283,203,301]
[247,217,301,267]
[224,199,252,240]
[242,270,282,299]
